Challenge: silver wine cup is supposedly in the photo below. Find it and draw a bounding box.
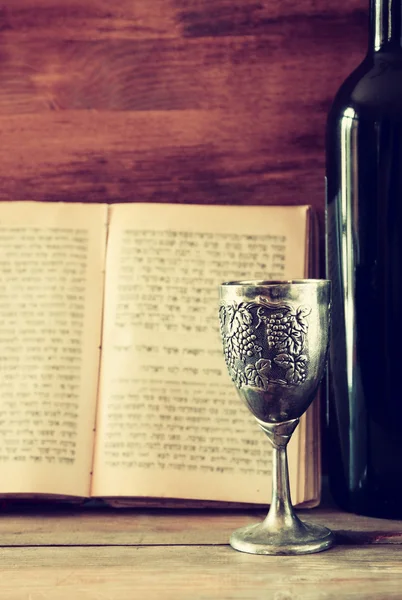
[219,279,334,555]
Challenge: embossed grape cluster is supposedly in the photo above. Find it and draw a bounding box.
[232,323,259,361]
[221,324,260,372]
[223,340,235,370]
[265,312,293,348]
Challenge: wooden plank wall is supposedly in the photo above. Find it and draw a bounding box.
[0,1,367,239]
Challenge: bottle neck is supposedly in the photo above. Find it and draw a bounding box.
[370,0,402,51]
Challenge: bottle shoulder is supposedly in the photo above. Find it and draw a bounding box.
[328,53,402,122]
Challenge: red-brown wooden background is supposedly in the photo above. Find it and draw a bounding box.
[0,1,367,229]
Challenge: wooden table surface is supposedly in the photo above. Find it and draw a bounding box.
[1,506,402,599]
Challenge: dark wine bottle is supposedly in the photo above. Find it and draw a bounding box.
[326,0,402,518]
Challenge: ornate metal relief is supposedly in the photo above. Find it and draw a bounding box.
[219,298,311,390]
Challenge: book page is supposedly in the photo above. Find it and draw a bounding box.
[92,204,309,504]
[0,201,106,497]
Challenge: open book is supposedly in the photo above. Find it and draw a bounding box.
[0,202,320,507]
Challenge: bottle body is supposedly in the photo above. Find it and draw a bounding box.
[326,49,402,517]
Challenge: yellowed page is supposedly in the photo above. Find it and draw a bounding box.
[92,204,309,504]
[296,207,320,506]
[0,201,106,497]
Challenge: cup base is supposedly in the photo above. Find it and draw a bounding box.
[230,520,335,555]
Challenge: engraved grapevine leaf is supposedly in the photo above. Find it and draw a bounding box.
[234,369,247,388]
[245,364,260,387]
[238,306,253,325]
[274,353,307,385]
[294,354,308,383]
[276,327,303,355]
[227,303,252,335]
[295,305,312,334]
[273,353,293,369]
[245,358,271,390]
[255,358,272,377]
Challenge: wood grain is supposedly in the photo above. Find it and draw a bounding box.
[0,545,401,600]
[1,509,402,598]
[1,508,402,546]
[0,0,368,233]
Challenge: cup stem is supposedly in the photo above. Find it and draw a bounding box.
[259,419,304,533]
[265,441,300,529]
